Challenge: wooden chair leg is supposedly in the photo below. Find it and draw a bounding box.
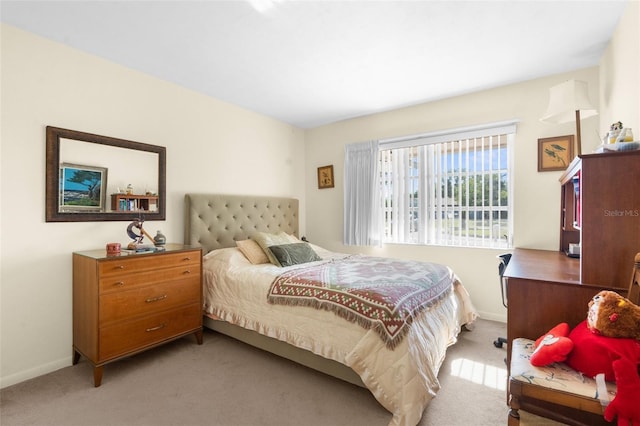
[508,395,521,426]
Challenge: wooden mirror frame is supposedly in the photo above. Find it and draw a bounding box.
[46,126,166,222]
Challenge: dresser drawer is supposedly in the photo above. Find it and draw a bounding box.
[100,276,201,324]
[99,266,199,294]
[98,251,201,277]
[99,303,201,361]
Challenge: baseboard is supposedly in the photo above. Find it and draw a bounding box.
[476,310,507,323]
[0,356,70,389]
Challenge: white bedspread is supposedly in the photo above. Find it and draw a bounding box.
[202,246,477,426]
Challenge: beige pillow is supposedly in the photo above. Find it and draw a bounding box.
[236,239,269,264]
[252,232,296,266]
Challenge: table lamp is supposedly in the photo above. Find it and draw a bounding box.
[540,79,598,156]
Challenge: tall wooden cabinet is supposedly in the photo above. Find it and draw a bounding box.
[559,150,640,288]
[73,244,203,386]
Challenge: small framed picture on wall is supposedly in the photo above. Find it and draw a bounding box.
[317,165,334,189]
[538,135,574,172]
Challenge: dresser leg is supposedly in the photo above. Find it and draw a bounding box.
[93,366,104,387]
[73,349,81,365]
[195,329,203,345]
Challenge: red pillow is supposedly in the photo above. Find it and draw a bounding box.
[530,323,574,366]
[565,320,640,381]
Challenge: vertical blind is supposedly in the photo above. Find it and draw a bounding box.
[379,121,516,248]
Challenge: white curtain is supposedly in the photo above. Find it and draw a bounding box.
[343,140,381,246]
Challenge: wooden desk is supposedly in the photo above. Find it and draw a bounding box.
[504,248,626,368]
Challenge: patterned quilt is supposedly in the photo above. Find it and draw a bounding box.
[267,255,454,349]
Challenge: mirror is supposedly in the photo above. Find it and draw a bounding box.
[46,126,166,222]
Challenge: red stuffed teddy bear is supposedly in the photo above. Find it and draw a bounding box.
[587,290,640,340]
[604,357,640,426]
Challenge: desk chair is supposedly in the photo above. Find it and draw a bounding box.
[494,253,512,348]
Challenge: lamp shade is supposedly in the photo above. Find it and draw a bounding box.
[540,80,598,124]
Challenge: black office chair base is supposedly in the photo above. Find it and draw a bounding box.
[494,337,507,348]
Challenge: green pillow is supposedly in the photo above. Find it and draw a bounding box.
[269,243,321,267]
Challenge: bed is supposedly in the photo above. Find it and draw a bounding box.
[184,193,477,426]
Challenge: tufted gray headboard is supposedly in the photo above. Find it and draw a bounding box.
[184,193,299,254]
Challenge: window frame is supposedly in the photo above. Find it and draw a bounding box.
[377,121,516,249]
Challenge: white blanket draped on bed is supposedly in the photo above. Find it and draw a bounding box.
[202,246,477,426]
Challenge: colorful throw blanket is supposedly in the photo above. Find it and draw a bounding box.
[267,255,454,349]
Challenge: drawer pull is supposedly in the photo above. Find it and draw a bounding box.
[115,281,125,287]
[145,323,166,332]
[183,270,191,274]
[183,257,191,261]
[145,294,168,303]
[115,265,125,270]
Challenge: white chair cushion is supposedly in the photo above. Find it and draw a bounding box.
[511,338,617,400]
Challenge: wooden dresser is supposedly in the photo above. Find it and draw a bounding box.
[72,244,203,386]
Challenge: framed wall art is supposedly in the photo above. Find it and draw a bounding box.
[317,165,334,189]
[538,135,574,172]
[59,163,107,212]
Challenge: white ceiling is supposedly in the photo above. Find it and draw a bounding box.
[0,0,629,128]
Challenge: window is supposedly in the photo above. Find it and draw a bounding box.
[378,123,514,248]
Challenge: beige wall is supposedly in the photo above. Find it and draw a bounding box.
[0,24,306,388]
[599,0,639,134]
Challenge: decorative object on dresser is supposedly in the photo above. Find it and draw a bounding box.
[72,244,203,386]
[125,217,162,251]
[537,135,574,172]
[105,242,121,255]
[154,230,166,246]
[317,164,334,189]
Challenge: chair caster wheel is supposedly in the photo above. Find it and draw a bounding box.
[494,337,507,348]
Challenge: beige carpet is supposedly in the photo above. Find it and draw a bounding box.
[0,319,553,426]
